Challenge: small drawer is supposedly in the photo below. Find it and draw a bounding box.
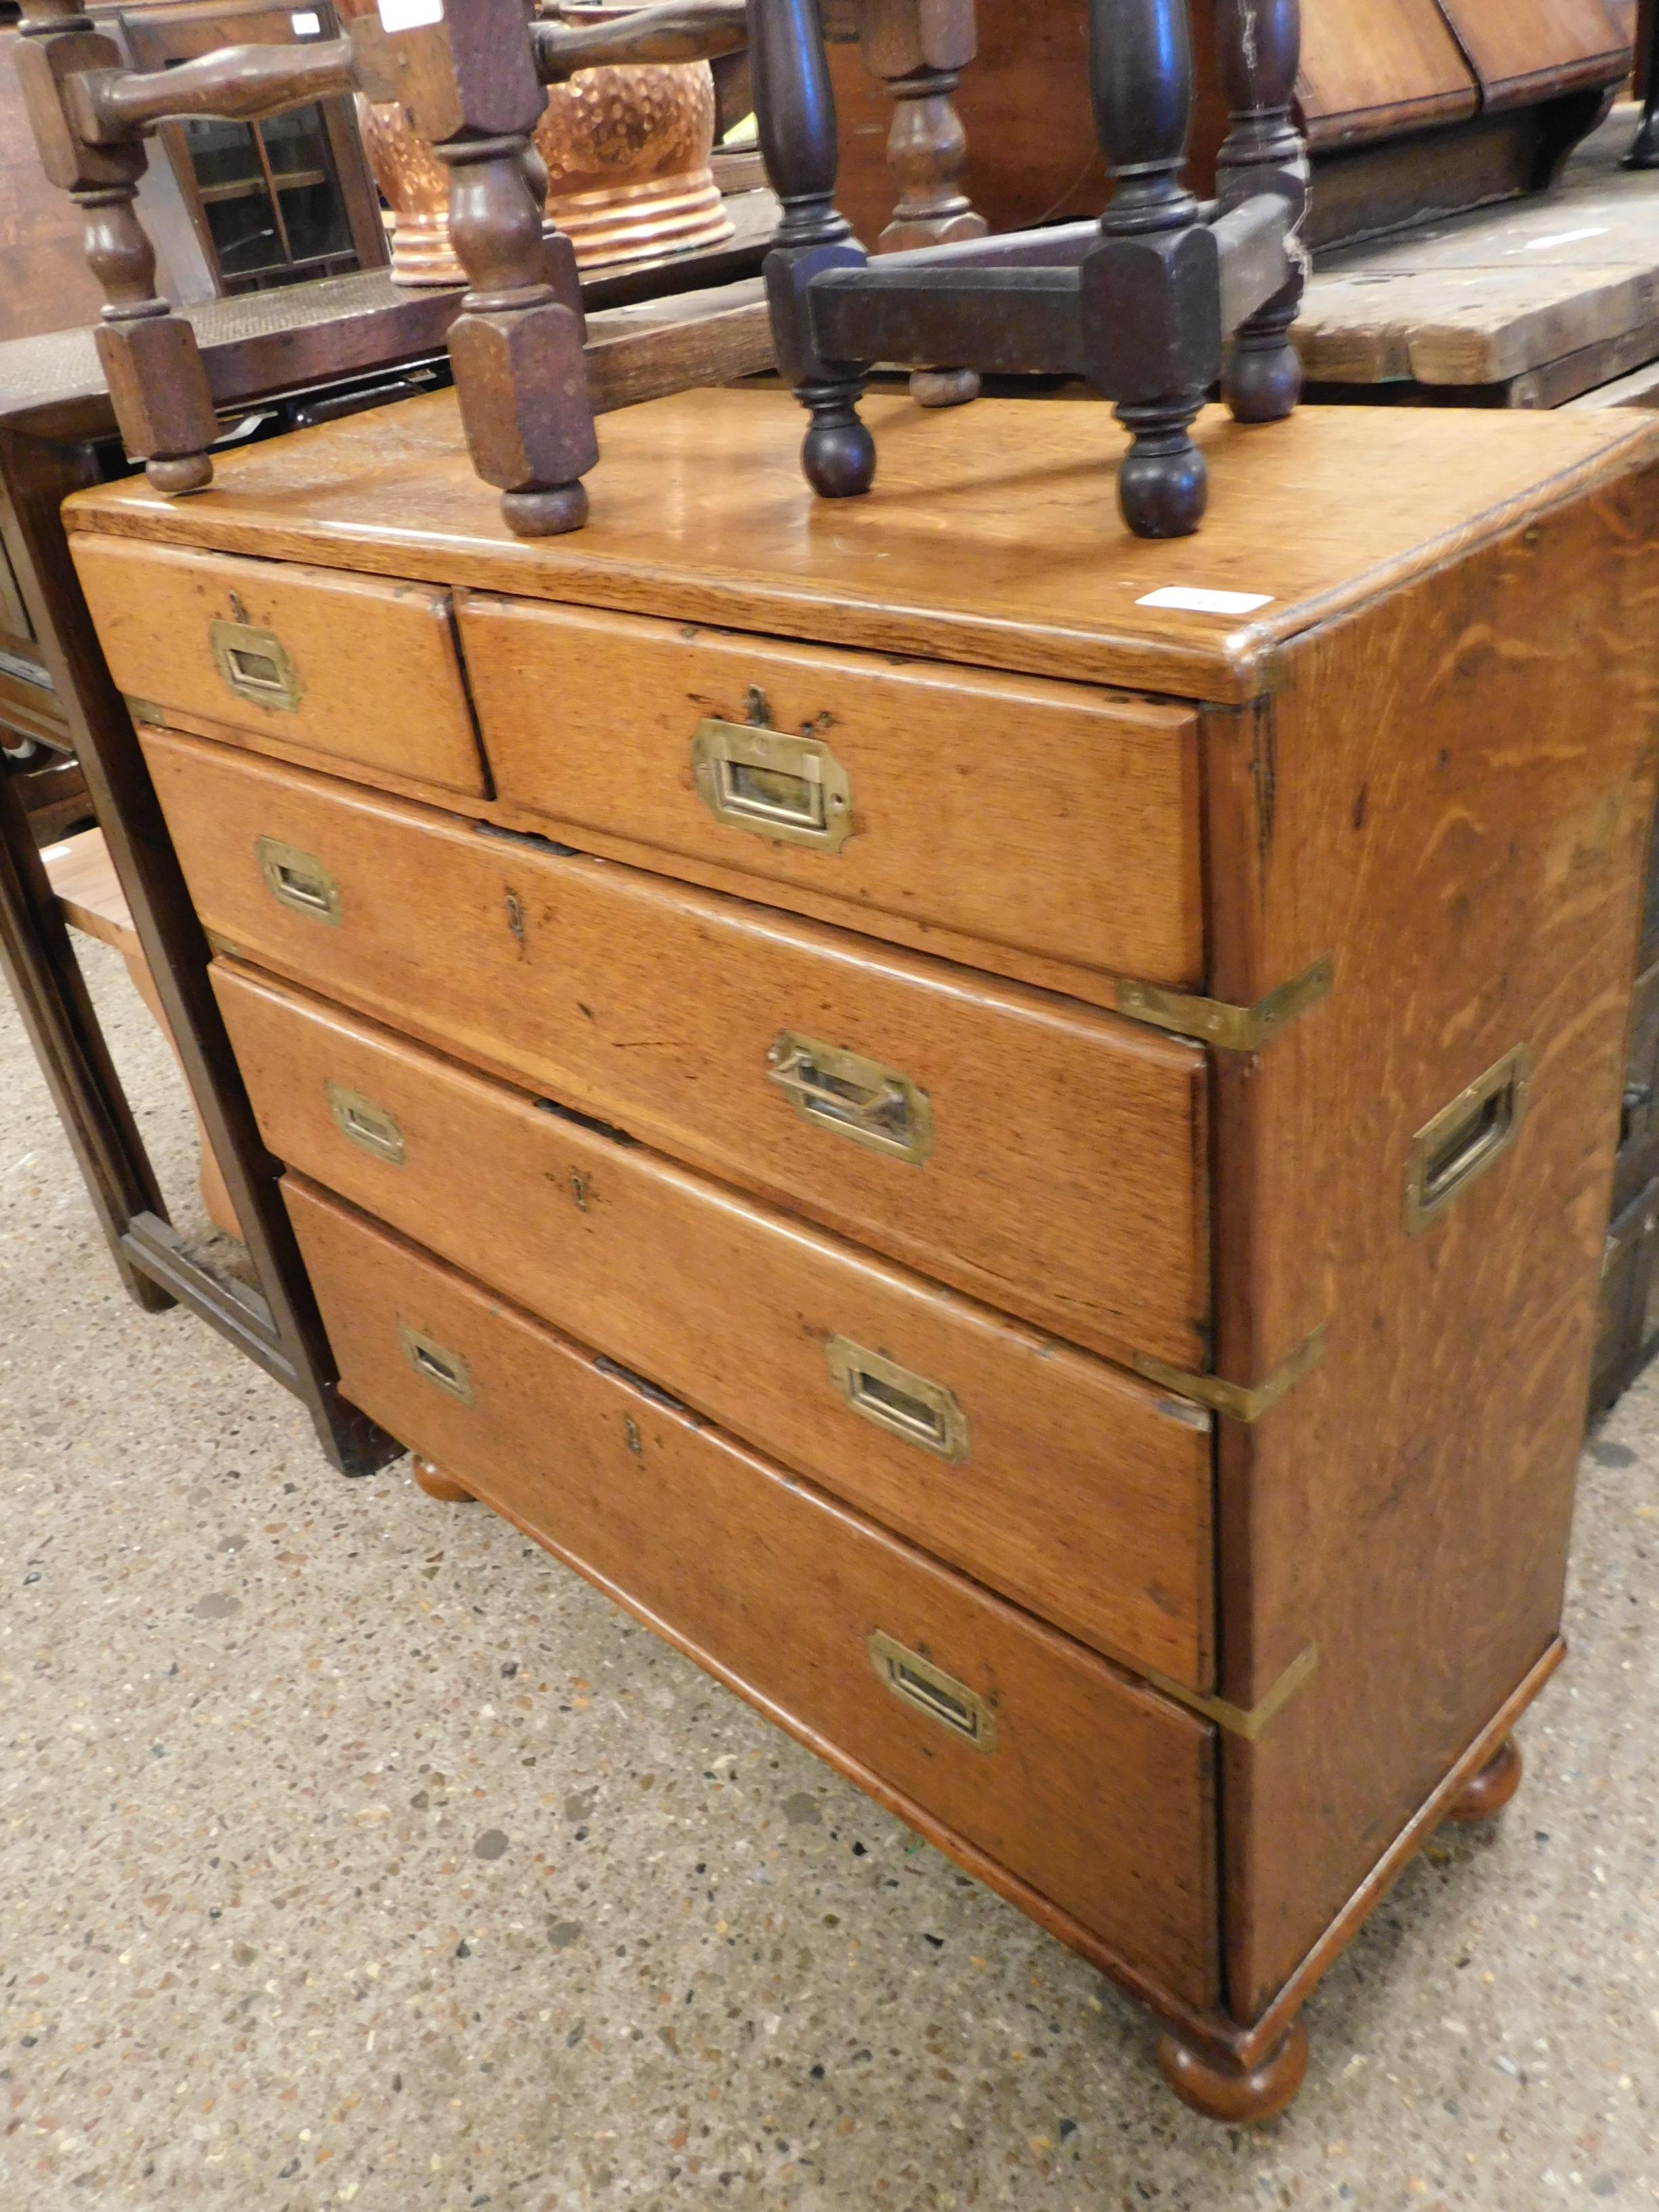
[148,729,1209,1368]
[459,596,1203,1007]
[214,960,1215,1687]
[72,536,486,798]
[285,1174,1221,2010]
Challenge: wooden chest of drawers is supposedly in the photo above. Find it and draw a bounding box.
[65,387,1659,2121]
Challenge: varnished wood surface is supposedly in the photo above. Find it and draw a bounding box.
[285,1173,1222,2011]
[1296,0,1477,148]
[1204,443,1659,2017]
[1439,0,1629,108]
[458,594,1204,996]
[62,387,1659,704]
[74,535,487,798]
[213,959,1216,1686]
[144,729,1210,1368]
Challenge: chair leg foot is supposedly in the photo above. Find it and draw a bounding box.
[910,366,981,409]
[1224,317,1303,424]
[800,384,877,499]
[501,482,589,537]
[1446,1735,1522,1824]
[1157,2014,1308,2125]
[1116,399,1208,539]
[412,1456,475,1504]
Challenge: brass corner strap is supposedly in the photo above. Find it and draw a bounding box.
[1134,1323,1326,1424]
[1115,955,1334,1052]
[1145,1644,1318,1742]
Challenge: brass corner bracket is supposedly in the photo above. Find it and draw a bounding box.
[1115,955,1334,1052]
[1145,1644,1319,1741]
[1134,1323,1326,1424]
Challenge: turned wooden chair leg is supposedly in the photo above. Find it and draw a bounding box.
[1214,0,1306,424]
[1086,0,1213,538]
[1446,1736,1523,1824]
[751,0,876,497]
[413,1456,475,1504]
[1158,2014,1308,2125]
[858,0,985,410]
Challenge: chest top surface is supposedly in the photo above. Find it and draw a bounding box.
[63,386,1658,703]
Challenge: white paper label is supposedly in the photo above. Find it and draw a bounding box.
[290,9,321,33]
[1135,586,1274,616]
[377,0,443,29]
[1521,226,1607,252]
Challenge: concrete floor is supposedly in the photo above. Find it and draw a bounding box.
[1,940,1656,2212]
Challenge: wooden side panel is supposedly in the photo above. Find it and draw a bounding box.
[1297,0,1478,146]
[1435,0,1631,108]
[213,959,1215,1687]
[143,730,1210,1369]
[457,594,1204,999]
[70,535,487,798]
[285,1175,1221,2010]
[1205,462,1659,2020]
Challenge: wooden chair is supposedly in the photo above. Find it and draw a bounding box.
[12,0,747,537]
[750,0,1308,538]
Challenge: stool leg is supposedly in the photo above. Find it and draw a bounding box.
[751,0,876,497]
[1086,0,1213,537]
[1214,0,1307,423]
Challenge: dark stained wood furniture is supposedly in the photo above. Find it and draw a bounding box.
[62,382,1659,2116]
[828,0,1636,257]
[750,0,1309,537]
[0,265,771,1474]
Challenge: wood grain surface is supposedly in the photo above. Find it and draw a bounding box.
[1437,0,1629,107]
[72,535,487,797]
[63,388,1659,704]
[1203,449,1659,2018]
[144,729,1210,1369]
[284,1173,1221,2010]
[458,593,1203,996]
[213,959,1216,1685]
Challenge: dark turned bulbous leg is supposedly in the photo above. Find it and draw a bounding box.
[799,381,878,497]
[1446,1736,1523,1824]
[1116,398,1208,537]
[412,1456,475,1504]
[1224,310,1303,423]
[1158,2015,1308,2125]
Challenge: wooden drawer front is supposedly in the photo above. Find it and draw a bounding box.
[459,595,1203,1003]
[215,960,1215,1687]
[148,729,1208,1368]
[285,1175,1220,2009]
[73,536,485,798]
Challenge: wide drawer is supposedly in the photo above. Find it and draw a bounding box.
[216,959,1215,1687]
[73,537,486,798]
[285,1174,1221,2009]
[459,594,1203,1004]
[148,729,1209,1368]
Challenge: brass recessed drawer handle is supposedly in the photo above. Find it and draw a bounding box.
[765,1031,934,1164]
[691,716,853,853]
[209,615,302,712]
[867,1631,997,1753]
[825,1336,968,1460]
[1404,1045,1530,1234]
[255,836,341,926]
[398,1322,473,1404]
[325,1081,407,1168]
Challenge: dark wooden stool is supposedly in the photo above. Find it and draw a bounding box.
[750,0,1309,537]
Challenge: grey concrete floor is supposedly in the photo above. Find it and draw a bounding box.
[1,939,1656,2212]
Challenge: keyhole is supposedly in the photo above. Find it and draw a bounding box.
[571,1172,588,1211]
[623,1417,642,1455]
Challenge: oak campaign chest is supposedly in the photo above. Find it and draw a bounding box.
[65,386,1659,2118]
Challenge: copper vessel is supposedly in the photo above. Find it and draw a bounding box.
[354,2,733,287]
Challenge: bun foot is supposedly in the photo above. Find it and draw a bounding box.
[501,481,589,537]
[1118,434,1208,539]
[1224,335,1302,424]
[413,1456,475,1504]
[1446,1736,1522,1824]
[1158,2016,1308,2125]
[147,453,213,496]
[910,367,981,409]
[800,394,877,499]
